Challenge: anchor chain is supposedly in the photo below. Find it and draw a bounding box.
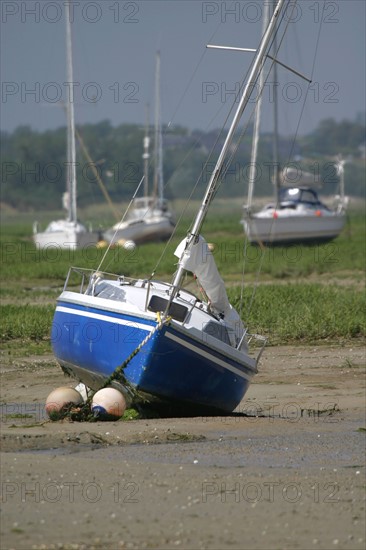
[62,312,172,422]
[99,312,172,395]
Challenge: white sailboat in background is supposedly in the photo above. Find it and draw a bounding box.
[241,1,348,245]
[104,51,175,246]
[33,1,99,250]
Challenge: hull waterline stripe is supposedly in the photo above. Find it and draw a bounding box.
[55,306,154,333]
[165,333,252,381]
[56,306,252,381]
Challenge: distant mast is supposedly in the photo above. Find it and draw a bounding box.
[65,0,77,224]
[143,104,150,198]
[153,51,164,202]
[272,0,280,205]
[247,2,270,211]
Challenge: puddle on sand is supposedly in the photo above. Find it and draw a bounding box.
[2,404,364,469]
[32,445,101,456]
[25,428,365,470]
[87,430,364,469]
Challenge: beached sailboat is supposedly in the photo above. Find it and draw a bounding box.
[104,51,174,246]
[50,1,293,414]
[241,3,347,245]
[242,164,347,245]
[33,1,99,250]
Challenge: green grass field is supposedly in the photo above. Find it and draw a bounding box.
[1,204,365,352]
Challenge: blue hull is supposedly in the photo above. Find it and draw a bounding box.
[52,300,254,413]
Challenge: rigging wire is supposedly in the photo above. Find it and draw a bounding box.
[285,2,326,166]
[166,15,227,129]
[96,176,145,273]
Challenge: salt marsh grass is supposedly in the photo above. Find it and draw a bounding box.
[229,284,365,343]
[1,207,364,351]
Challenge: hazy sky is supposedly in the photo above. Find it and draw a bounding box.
[1,0,365,136]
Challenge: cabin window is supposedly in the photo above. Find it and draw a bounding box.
[202,321,231,345]
[280,188,300,202]
[86,280,126,301]
[148,295,188,323]
[300,190,318,204]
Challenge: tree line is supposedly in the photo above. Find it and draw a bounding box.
[1,116,364,211]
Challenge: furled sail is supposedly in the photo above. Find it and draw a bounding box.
[174,235,245,348]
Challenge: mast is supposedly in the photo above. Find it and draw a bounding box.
[65,0,77,224]
[247,2,270,211]
[171,0,287,293]
[143,104,150,198]
[272,0,280,204]
[339,161,345,202]
[153,50,164,201]
[337,157,346,207]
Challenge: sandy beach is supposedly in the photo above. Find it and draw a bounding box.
[1,343,365,550]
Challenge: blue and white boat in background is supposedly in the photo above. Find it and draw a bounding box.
[51,1,290,414]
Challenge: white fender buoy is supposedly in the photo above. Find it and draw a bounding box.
[91,387,127,420]
[45,387,83,420]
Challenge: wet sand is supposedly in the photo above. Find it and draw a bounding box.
[1,344,365,549]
